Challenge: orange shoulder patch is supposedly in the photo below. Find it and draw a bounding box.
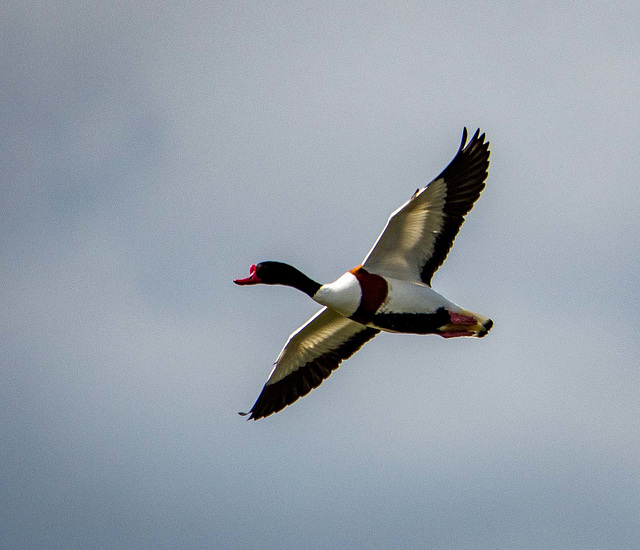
[349,266,388,323]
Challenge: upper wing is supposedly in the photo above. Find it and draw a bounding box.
[361,128,490,285]
[241,308,380,420]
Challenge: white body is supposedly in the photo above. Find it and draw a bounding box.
[378,277,463,315]
[314,272,468,323]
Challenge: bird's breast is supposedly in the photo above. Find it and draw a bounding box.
[313,271,363,317]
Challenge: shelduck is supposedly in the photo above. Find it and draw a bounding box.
[235,128,492,420]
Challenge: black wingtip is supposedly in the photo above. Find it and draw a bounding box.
[239,410,260,421]
[459,127,469,150]
[458,127,489,157]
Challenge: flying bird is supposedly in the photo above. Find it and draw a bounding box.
[235,128,492,420]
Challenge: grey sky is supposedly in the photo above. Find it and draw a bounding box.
[2,1,640,549]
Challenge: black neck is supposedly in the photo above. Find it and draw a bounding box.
[289,270,322,297]
[260,262,322,297]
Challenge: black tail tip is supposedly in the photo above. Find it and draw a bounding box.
[479,318,493,337]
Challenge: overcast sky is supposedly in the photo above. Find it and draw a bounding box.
[2,2,640,549]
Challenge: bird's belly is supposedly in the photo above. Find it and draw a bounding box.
[367,280,491,337]
[352,279,459,333]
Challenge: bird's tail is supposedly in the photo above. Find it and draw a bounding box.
[438,309,493,339]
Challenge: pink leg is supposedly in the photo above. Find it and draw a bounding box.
[449,312,477,325]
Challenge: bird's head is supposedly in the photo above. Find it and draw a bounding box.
[234,262,295,286]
